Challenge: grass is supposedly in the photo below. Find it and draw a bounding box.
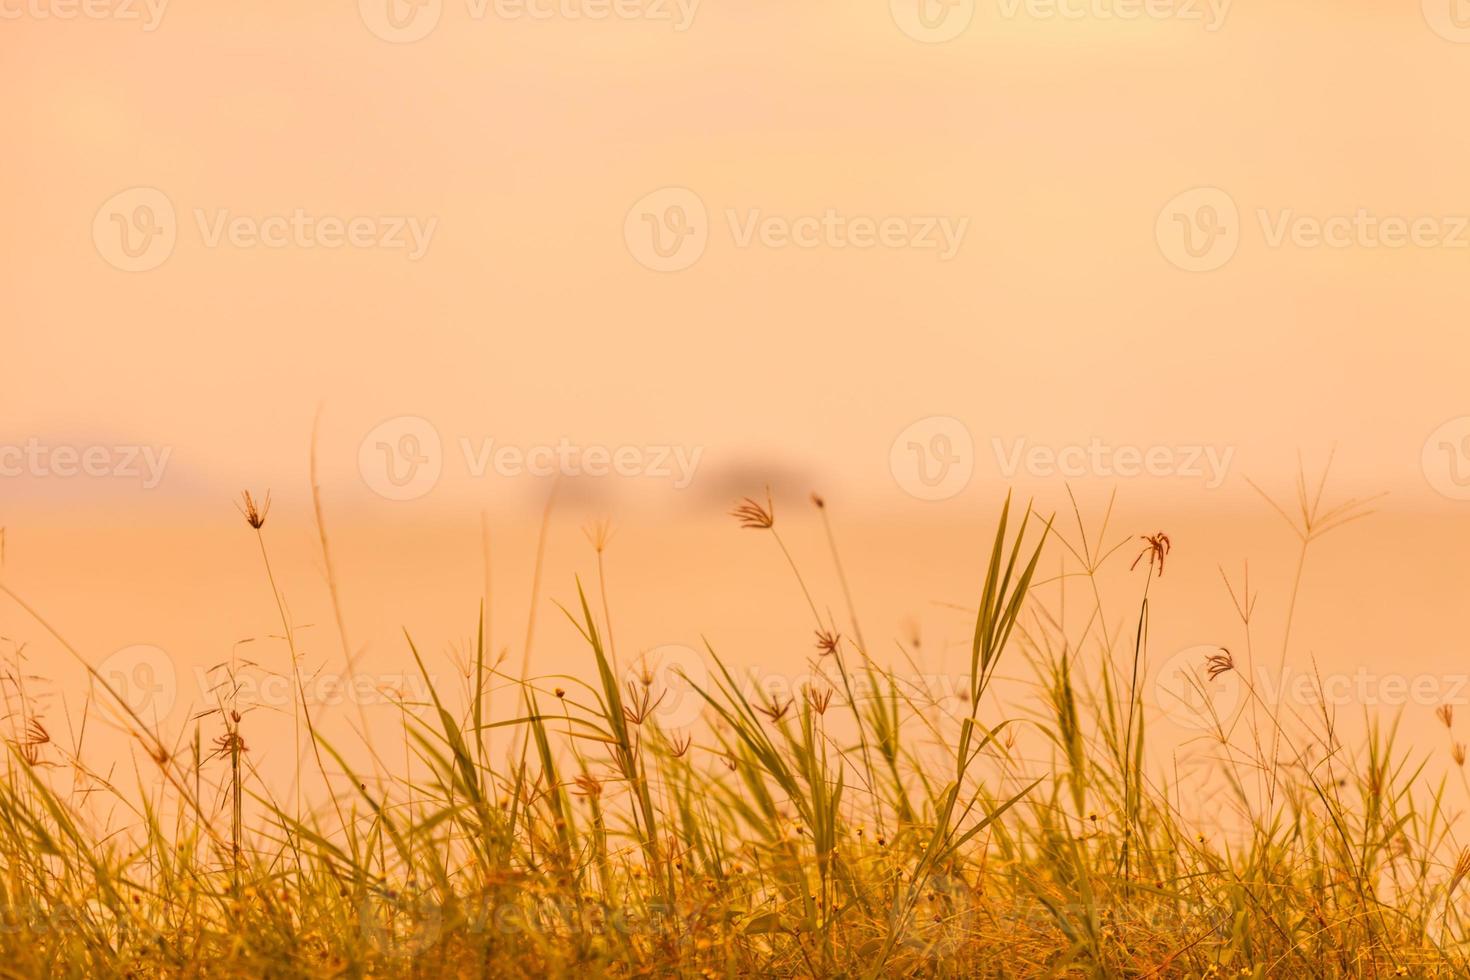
[0,479,1463,978]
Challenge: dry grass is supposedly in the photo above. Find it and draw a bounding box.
[0,482,1461,978]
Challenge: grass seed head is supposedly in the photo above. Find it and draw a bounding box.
[731,489,775,530]
[237,490,271,529]
[1131,530,1172,576]
[803,684,833,716]
[1205,648,1235,681]
[756,697,792,724]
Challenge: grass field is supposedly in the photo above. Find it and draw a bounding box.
[0,482,1463,978]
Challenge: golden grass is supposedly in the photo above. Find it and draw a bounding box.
[0,482,1462,978]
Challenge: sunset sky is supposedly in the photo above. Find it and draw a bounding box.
[4,1,1470,792]
[4,2,1468,509]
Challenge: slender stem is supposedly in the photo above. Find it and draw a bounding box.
[595,546,616,669]
[252,530,302,825]
[310,408,376,763]
[251,528,349,847]
[816,504,867,655]
[520,480,560,681]
[769,528,823,628]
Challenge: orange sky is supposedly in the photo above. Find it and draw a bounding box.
[3,1,1470,807]
[3,1,1469,515]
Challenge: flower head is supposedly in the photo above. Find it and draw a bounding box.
[1131,531,1172,577]
[1205,648,1235,681]
[731,489,774,530]
[238,490,271,529]
[803,684,833,716]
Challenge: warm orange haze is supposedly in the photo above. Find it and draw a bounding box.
[3,1,1470,976]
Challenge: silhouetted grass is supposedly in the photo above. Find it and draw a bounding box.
[0,484,1460,978]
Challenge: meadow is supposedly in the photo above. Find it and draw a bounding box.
[0,478,1464,979]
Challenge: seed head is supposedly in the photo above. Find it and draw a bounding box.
[803,684,833,716]
[209,731,248,761]
[13,718,49,766]
[622,678,665,726]
[582,519,616,554]
[238,490,271,529]
[1204,648,1235,681]
[731,489,774,530]
[1452,847,1470,895]
[756,697,792,724]
[1131,531,1172,577]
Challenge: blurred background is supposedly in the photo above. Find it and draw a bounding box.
[2,0,1468,809]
